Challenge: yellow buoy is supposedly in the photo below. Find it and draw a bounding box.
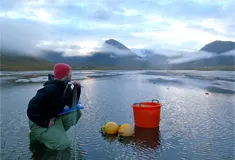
[103,121,119,135]
[118,123,134,137]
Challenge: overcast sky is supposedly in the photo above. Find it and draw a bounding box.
[1,0,235,56]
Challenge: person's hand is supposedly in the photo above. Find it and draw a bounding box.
[48,120,55,127]
[73,81,81,90]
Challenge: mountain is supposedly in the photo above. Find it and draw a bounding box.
[132,49,156,57]
[143,53,169,69]
[172,40,235,69]
[105,39,130,50]
[100,39,138,58]
[41,39,235,70]
[1,52,54,71]
[1,39,234,71]
[172,54,235,69]
[200,40,235,54]
[40,50,87,66]
[41,39,144,69]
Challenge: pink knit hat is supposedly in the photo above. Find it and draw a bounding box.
[53,63,72,80]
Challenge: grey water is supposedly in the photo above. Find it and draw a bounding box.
[0,70,234,160]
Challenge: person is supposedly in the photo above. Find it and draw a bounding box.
[27,63,82,151]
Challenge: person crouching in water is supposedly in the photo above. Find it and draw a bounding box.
[27,63,82,150]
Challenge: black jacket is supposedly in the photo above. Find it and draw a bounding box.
[27,75,81,128]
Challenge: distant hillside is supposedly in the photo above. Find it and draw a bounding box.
[172,54,235,70]
[172,40,235,69]
[39,39,235,70]
[1,39,235,71]
[41,39,144,69]
[200,40,235,54]
[1,53,54,71]
[142,51,169,69]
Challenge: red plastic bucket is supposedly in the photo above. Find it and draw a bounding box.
[132,99,161,128]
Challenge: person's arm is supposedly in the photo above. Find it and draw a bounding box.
[73,81,81,102]
[27,86,55,128]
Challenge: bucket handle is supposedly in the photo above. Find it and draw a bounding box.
[133,103,142,107]
[152,99,159,103]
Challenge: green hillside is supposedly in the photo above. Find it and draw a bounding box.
[1,53,54,71]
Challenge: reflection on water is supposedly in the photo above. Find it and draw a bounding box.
[1,70,234,160]
[133,126,160,149]
[149,78,183,85]
[102,134,118,143]
[118,137,133,146]
[29,143,84,160]
[206,86,235,94]
[100,126,161,150]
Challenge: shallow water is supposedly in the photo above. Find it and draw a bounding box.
[0,70,235,160]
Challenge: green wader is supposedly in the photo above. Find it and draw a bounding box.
[29,110,82,150]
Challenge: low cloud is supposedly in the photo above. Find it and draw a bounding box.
[168,51,215,64]
[223,49,235,56]
[1,18,50,56]
[98,43,135,57]
[1,0,235,57]
[37,41,81,51]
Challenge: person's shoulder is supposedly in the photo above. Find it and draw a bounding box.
[43,80,64,92]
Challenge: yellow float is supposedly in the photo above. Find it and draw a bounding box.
[118,123,134,137]
[103,121,119,135]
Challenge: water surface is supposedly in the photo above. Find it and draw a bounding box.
[0,70,234,160]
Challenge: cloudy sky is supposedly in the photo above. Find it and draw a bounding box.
[1,0,235,56]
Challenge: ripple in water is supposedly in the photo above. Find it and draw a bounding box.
[1,71,235,160]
